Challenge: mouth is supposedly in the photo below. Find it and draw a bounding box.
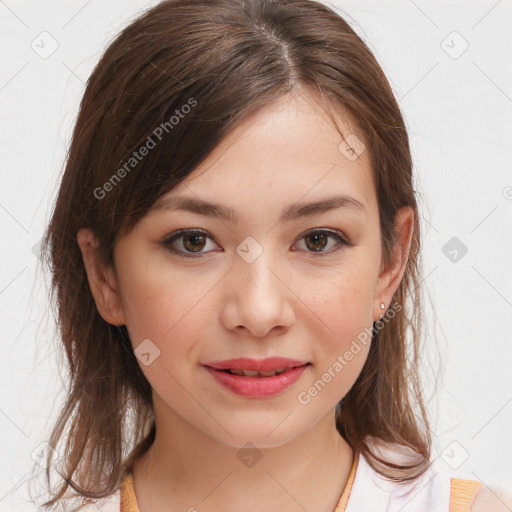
[202,357,311,375]
[215,366,305,377]
[201,357,311,397]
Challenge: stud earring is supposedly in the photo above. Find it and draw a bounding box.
[379,302,386,319]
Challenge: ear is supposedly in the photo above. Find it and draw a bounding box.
[76,228,126,326]
[373,206,415,321]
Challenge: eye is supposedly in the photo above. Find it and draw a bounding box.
[160,228,354,259]
[293,229,354,256]
[160,229,219,259]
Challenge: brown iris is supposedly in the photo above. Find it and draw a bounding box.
[305,232,328,252]
[182,233,207,252]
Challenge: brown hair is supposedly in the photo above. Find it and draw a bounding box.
[39,0,430,509]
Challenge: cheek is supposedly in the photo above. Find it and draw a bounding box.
[304,259,377,334]
[118,264,212,401]
[116,251,213,349]
[301,292,373,408]
[298,258,376,386]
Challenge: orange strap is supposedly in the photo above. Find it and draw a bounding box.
[449,477,483,511]
[334,453,358,511]
[120,473,140,512]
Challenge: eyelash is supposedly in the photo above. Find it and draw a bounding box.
[160,228,354,259]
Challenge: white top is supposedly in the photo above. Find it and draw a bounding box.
[345,451,451,511]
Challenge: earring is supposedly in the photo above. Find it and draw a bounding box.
[379,302,386,319]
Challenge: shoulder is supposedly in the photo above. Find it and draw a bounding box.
[65,472,136,512]
[470,485,512,512]
[59,489,121,512]
[346,447,452,510]
[346,438,508,511]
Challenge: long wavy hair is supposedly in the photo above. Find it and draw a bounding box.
[38,0,431,509]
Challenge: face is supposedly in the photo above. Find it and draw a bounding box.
[79,89,413,449]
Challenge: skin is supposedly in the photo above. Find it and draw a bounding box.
[77,88,415,512]
[471,487,512,512]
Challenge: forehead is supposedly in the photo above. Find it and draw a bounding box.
[154,89,376,219]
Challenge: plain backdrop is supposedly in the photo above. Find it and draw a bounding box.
[0,1,511,510]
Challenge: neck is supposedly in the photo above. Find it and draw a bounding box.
[132,403,354,512]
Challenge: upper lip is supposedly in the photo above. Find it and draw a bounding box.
[203,357,309,372]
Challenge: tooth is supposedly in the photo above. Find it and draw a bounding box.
[258,370,278,377]
[241,369,259,377]
[226,368,290,377]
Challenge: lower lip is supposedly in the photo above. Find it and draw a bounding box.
[203,365,310,398]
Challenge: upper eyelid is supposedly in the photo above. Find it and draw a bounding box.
[161,227,347,240]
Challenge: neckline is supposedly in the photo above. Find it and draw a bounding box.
[120,452,359,512]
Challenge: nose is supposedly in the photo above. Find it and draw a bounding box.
[220,249,296,338]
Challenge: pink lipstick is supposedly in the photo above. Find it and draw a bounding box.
[202,357,310,398]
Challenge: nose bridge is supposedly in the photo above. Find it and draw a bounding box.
[237,243,281,305]
[224,238,295,336]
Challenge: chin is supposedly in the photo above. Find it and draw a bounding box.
[203,414,309,450]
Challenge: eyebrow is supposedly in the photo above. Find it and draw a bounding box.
[150,195,366,224]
